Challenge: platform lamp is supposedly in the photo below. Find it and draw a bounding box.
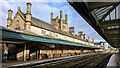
[48,44,55,49]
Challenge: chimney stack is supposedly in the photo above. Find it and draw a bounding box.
[65,14,68,32]
[59,10,63,30]
[60,10,62,20]
[7,9,13,28]
[92,39,94,44]
[69,27,75,35]
[51,13,53,24]
[92,39,94,43]
[78,31,83,39]
[26,2,31,14]
[83,34,86,42]
[26,2,32,31]
[65,14,68,23]
[88,36,90,44]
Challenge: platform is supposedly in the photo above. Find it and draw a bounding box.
[2,53,96,68]
[106,54,118,68]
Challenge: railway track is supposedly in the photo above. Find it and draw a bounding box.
[59,53,111,68]
[6,53,112,68]
[93,54,112,68]
[28,53,100,68]
[32,53,112,68]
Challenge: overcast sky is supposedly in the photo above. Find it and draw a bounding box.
[0,0,105,42]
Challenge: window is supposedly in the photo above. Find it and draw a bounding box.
[46,31,49,35]
[55,34,58,38]
[52,32,54,37]
[15,20,20,30]
[49,32,52,36]
[42,30,46,35]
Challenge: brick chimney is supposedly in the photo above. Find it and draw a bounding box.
[7,9,13,28]
[69,27,75,35]
[26,2,32,31]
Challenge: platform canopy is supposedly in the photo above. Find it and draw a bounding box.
[0,27,99,49]
[68,1,120,48]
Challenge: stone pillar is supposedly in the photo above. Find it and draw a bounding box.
[23,44,26,61]
[7,9,13,28]
[39,50,42,59]
[50,50,53,58]
[26,2,32,31]
[37,50,39,59]
[57,50,59,57]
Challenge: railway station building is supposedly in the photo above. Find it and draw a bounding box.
[1,2,100,62]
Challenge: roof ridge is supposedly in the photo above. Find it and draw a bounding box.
[21,11,51,26]
[31,16,52,26]
[20,11,82,40]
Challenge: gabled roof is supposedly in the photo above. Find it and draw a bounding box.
[13,7,26,21]
[31,17,81,39]
[19,10,83,40]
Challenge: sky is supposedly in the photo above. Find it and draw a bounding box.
[0,0,105,42]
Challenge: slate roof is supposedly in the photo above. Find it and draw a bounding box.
[16,9,83,40]
[31,17,82,39]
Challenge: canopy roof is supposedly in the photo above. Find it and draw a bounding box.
[68,2,120,48]
[0,26,99,49]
